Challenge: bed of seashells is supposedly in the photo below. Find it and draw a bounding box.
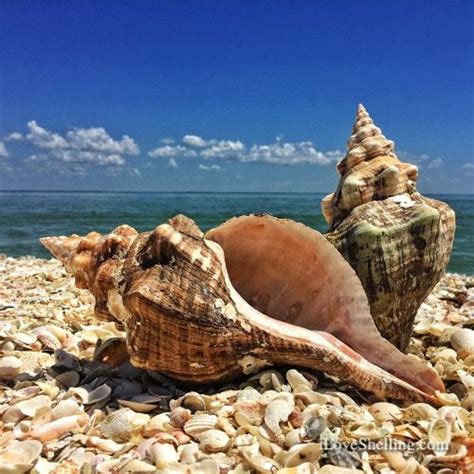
[0,254,473,473]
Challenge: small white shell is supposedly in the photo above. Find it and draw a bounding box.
[197,429,231,453]
[149,442,179,469]
[184,413,218,437]
[368,402,402,422]
[242,445,279,473]
[52,399,82,419]
[282,443,322,467]
[264,396,294,436]
[428,418,451,456]
[144,413,173,436]
[0,355,22,379]
[100,408,132,441]
[286,369,313,393]
[451,328,474,359]
[403,403,438,421]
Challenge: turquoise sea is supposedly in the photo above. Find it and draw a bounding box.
[0,192,472,274]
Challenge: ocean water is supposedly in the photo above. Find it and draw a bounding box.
[0,191,472,274]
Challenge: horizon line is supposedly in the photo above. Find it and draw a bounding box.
[0,189,473,196]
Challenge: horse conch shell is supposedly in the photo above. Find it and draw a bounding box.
[322,104,455,350]
[41,214,443,402]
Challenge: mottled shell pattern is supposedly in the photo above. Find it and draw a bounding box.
[42,214,443,403]
[322,104,455,351]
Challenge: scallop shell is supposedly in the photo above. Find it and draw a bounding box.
[183,413,218,437]
[85,384,112,404]
[41,214,443,402]
[100,408,133,441]
[451,328,474,359]
[323,104,455,351]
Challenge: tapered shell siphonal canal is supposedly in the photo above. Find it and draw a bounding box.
[42,214,443,403]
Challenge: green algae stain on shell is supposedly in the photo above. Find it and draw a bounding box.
[323,105,455,351]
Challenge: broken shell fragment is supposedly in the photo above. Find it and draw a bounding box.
[451,328,474,359]
[0,440,43,473]
[428,418,452,456]
[0,356,22,380]
[281,443,322,467]
[149,443,179,469]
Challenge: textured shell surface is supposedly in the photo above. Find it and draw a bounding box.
[323,104,455,351]
[197,428,231,453]
[99,408,133,441]
[41,213,444,403]
[184,413,219,437]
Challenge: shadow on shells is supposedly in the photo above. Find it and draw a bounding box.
[322,104,456,352]
[41,214,443,403]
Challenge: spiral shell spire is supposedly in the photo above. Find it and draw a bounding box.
[323,104,455,351]
[322,104,418,227]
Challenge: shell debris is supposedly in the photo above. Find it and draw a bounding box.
[0,254,472,472]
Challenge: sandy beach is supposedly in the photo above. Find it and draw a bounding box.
[0,254,472,473]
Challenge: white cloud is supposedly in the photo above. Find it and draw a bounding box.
[18,120,140,168]
[27,121,69,149]
[183,134,214,147]
[4,132,22,141]
[161,137,175,145]
[427,158,442,169]
[243,141,338,165]
[397,151,442,170]
[168,158,178,169]
[150,135,340,166]
[149,145,197,158]
[198,164,222,171]
[65,127,139,155]
[200,140,245,159]
[0,142,8,158]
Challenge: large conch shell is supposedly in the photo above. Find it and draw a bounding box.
[41,214,443,403]
[322,104,455,350]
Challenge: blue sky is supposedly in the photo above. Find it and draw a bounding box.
[0,1,473,193]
